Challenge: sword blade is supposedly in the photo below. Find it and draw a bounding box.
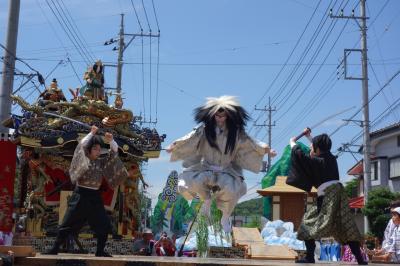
[310,106,356,130]
[43,111,92,130]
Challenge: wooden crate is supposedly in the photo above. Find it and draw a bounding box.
[208,246,247,258]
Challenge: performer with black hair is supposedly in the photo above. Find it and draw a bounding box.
[288,129,367,265]
[166,96,276,233]
[44,125,128,257]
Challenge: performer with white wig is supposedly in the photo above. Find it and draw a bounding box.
[166,96,276,233]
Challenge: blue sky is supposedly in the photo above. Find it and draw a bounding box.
[1,0,400,208]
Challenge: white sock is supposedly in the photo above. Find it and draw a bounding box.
[221,216,231,233]
[201,199,211,217]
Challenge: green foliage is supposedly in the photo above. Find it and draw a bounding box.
[244,215,262,229]
[261,142,310,218]
[170,196,190,236]
[362,187,400,240]
[344,178,359,198]
[184,197,201,222]
[150,194,169,234]
[195,214,209,258]
[210,199,222,226]
[233,198,263,217]
[151,194,191,236]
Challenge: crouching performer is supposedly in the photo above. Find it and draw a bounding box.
[287,128,367,265]
[44,125,128,257]
[166,96,276,233]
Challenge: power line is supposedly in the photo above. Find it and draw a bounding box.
[253,0,324,110]
[155,33,160,124]
[149,32,153,123]
[259,1,351,144]
[330,67,400,137]
[141,32,146,121]
[336,94,400,158]
[367,2,399,119]
[271,70,339,146]
[0,43,41,74]
[272,0,349,108]
[35,0,86,79]
[250,0,340,134]
[151,0,160,31]
[45,0,91,65]
[130,0,143,31]
[67,57,83,86]
[141,0,152,31]
[275,15,350,122]
[57,0,97,61]
[368,61,399,121]
[270,0,338,105]
[48,0,92,64]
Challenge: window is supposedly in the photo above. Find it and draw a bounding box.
[371,161,378,181]
[389,157,400,179]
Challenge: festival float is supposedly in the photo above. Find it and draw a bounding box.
[1,60,165,253]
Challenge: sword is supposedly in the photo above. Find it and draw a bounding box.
[43,111,92,130]
[293,106,355,142]
[43,112,107,135]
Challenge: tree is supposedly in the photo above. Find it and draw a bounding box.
[344,178,359,198]
[233,198,263,217]
[362,187,400,240]
[244,215,262,229]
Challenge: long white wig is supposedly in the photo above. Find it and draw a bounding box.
[193,96,249,154]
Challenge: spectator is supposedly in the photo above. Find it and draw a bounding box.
[154,232,176,256]
[382,200,400,251]
[0,250,14,266]
[372,205,400,262]
[133,228,155,256]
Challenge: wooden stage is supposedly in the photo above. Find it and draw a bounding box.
[15,254,392,266]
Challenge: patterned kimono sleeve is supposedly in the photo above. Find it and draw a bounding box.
[234,133,266,173]
[170,126,204,164]
[101,150,128,188]
[69,138,91,184]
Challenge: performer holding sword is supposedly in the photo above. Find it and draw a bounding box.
[288,128,367,265]
[44,125,128,257]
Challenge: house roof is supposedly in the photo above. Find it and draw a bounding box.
[257,176,317,197]
[349,196,364,209]
[370,122,400,139]
[347,160,363,176]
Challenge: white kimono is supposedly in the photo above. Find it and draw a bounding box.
[170,125,266,216]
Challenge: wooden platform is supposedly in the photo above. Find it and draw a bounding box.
[15,254,391,266]
[0,245,35,257]
[232,227,297,260]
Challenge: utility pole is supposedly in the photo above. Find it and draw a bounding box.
[254,97,276,172]
[0,0,20,134]
[106,14,160,97]
[331,0,371,233]
[116,14,125,94]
